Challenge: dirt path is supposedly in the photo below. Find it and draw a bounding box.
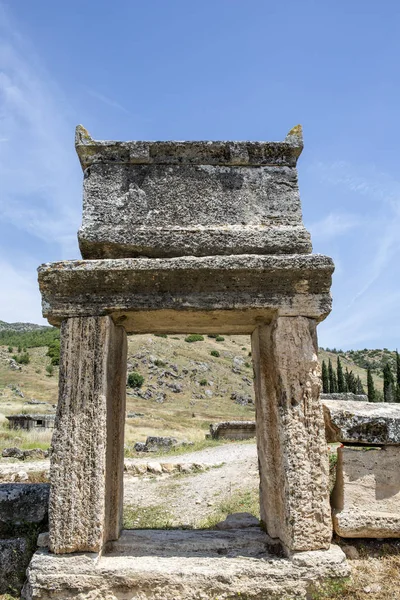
[0,443,259,525]
[124,443,259,525]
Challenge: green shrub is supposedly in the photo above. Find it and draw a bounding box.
[154,359,166,367]
[245,362,251,368]
[207,334,218,339]
[13,352,30,365]
[17,345,22,353]
[46,364,54,377]
[184,334,204,343]
[210,350,220,358]
[127,371,144,388]
[215,335,225,342]
[199,378,208,386]
[47,340,60,366]
[7,346,12,353]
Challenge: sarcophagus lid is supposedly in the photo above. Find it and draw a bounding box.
[75,125,312,259]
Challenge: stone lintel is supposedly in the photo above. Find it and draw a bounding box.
[323,400,400,445]
[38,254,333,331]
[75,124,303,170]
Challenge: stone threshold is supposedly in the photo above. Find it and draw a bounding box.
[24,529,349,600]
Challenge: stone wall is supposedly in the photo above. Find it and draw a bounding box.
[0,484,49,595]
[209,421,256,440]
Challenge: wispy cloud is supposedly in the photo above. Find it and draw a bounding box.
[85,87,130,115]
[311,160,400,349]
[0,5,81,256]
[0,4,81,322]
[309,212,361,241]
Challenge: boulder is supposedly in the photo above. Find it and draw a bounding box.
[2,447,24,459]
[216,512,260,530]
[0,537,30,594]
[323,400,400,445]
[0,483,49,534]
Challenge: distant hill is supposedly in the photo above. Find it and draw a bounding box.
[0,321,58,348]
[0,320,50,333]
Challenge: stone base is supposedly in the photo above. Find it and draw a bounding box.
[23,529,349,600]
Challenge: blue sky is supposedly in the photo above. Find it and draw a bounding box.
[0,0,399,350]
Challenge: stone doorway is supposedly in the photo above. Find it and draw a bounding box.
[24,126,350,599]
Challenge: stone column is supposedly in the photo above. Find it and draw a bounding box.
[251,316,331,554]
[49,316,127,554]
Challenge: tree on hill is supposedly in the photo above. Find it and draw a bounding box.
[367,368,377,402]
[356,375,365,395]
[328,359,336,393]
[337,356,346,393]
[321,360,329,393]
[396,350,400,403]
[383,363,395,402]
[344,368,362,394]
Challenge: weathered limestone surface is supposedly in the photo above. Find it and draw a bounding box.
[209,421,256,440]
[0,537,30,594]
[332,446,400,537]
[320,392,367,402]
[76,125,313,259]
[38,254,334,331]
[49,316,127,554]
[0,484,49,533]
[23,530,349,600]
[323,400,400,444]
[251,317,332,554]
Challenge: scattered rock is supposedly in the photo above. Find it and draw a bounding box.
[37,532,49,547]
[147,462,163,475]
[161,463,177,474]
[342,545,359,560]
[134,442,147,453]
[166,382,183,393]
[363,584,382,594]
[230,392,253,406]
[2,447,25,459]
[216,512,260,530]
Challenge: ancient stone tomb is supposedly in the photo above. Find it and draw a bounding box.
[27,126,349,598]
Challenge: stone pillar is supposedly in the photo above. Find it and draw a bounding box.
[251,316,331,554]
[49,316,127,554]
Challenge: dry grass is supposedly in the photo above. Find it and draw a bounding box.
[310,539,400,599]
[198,486,259,529]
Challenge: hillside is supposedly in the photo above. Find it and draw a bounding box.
[0,320,52,333]
[0,324,391,452]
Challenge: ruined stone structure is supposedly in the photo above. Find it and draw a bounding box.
[24,126,349,598]
[209,420,256,440]
[325,400,400,538]
[6,414,55,431]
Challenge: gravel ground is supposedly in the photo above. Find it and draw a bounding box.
[124,442,259,525]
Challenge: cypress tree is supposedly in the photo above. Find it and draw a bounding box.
[337,356,345,393]
[321,360,329,394]
[345,369,357,394]
[383,363,395,402]
[328,359,337,393]
[356,376,365,395]
[367,368,376,402]
[396,351,400,402]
